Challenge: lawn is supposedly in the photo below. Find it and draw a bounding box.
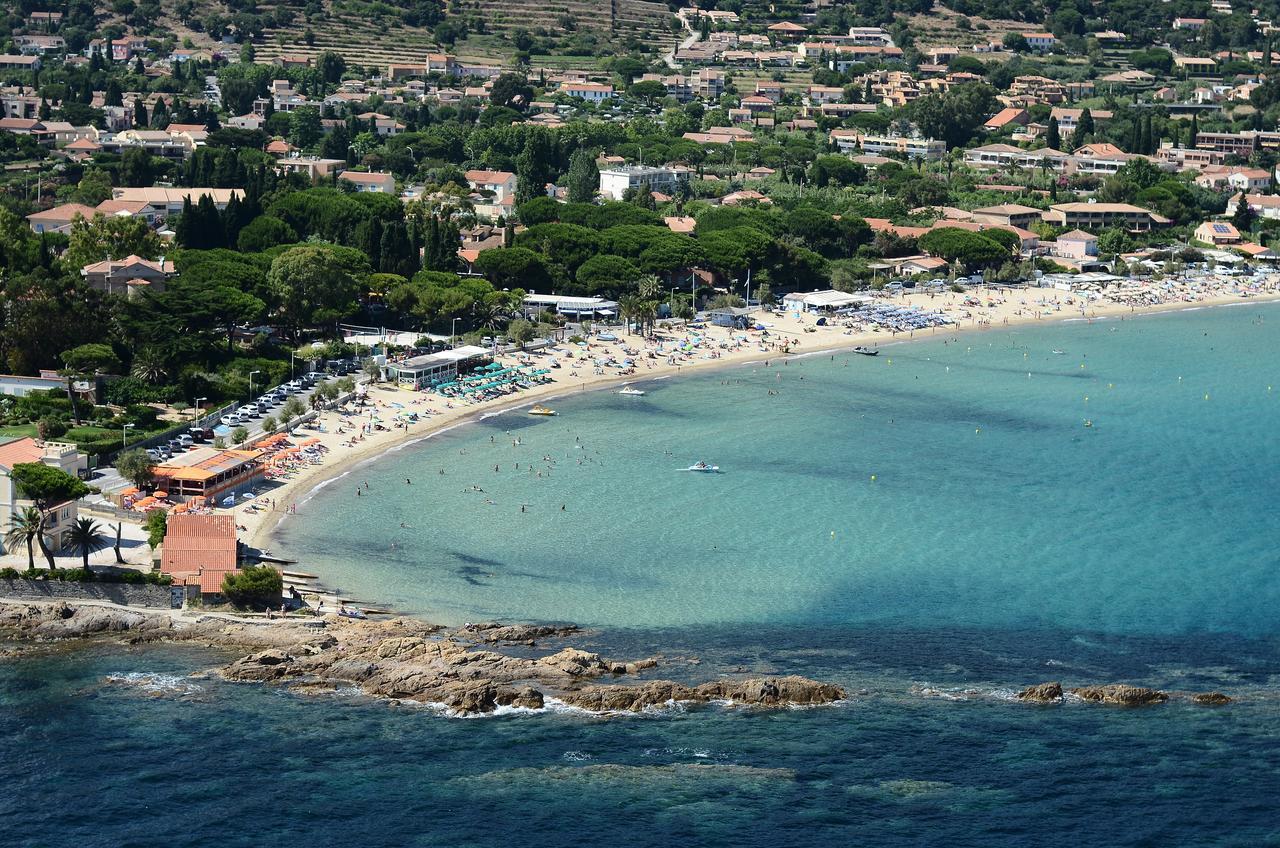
[0,423,38,439]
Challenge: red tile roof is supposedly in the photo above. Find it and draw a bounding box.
[161,513,237,574]
[0,437,44,471]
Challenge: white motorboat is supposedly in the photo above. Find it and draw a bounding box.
[618,387,645,396]
[682,461,720,473]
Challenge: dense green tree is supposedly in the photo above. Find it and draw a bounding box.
[1046,116,1061,151]
[918,227,1010,270]
[115,448,155,489]
[267,245,363,339]
[474,246,552,290]
[65,214,162,269]
[221,565,283,609]
[576,254,641,296]
[565,148,600,204]
[490,73,534,111]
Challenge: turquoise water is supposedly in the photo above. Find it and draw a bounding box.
[277,303,1280,636]
[5,304,1280,847]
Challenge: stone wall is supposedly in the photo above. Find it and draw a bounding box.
[0,578,174,608]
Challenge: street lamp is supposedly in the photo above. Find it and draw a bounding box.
[193,397,207,421]
[451,317,459,345]
[122,423,135,447]
[248,370,261,399]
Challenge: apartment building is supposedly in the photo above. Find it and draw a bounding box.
[598,166,690,201]
[1042,202,1167,232]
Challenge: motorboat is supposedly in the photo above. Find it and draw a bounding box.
[528,405,557,416]
[1052,349,1066,355]
[618,387,645,396]
[683,461,720,473]
[853,346,879,356]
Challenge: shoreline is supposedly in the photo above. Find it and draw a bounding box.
[248,288,1280,558]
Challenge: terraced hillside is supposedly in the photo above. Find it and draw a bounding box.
[254,0,678,70]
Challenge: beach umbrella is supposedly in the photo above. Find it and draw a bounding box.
[153,491,168,499]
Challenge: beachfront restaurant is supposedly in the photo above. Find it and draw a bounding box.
[782,290,875,313]
[150,447,264,505]
[388,344,491,390]
[523,293,619,320]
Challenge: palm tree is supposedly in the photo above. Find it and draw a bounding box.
[66,517,106,574]
[5,507,43,572]
[130,348,168,385]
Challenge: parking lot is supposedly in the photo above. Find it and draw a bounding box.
[138,364,358,465]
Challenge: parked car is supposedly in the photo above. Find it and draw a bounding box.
[190,427,213,442]
[176,434,194,448]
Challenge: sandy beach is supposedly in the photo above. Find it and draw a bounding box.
[242,282,1280,554]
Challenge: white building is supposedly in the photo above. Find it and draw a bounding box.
[560,82,615,103]
[598,166,691,201]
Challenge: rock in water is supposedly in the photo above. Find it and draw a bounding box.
[1069,684,1168,706]
[221,649,299,682]
[1192,692,1232,706]
[1017,682,1064,702]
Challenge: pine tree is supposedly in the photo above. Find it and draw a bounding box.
[1045,116,1060,151]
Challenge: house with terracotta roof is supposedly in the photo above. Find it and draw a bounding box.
[465,169,517,204]
[160,513,248,603]
[559,82,615,103]
[80,255,175,298]
[1193,220,1241,245]
[984,108,1029,131]
[1049,229,1106,271]
[339,170,396,193]
[25,202,97,234]
[0,437,88,554]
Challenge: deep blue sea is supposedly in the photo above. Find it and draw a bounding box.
[4,304,1280,847]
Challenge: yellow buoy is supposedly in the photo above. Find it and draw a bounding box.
[1108,383,1114,389]
[1080,363,1086,369]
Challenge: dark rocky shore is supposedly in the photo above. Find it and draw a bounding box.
[0,600,844,715]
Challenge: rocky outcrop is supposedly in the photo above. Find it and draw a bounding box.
[0,602,174,639]
[560,676,846,713]
[462,622,581,643]
[1018,682,1064,702]
[1070,684,1168,706]
[214,629,842,716]
[222,649,298,682]
[1192,692,1232,706]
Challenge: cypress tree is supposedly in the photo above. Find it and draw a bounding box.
[175,197,194,248]
[1045,116,1060,150]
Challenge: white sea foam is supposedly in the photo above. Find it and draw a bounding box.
[105,672,202,696]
